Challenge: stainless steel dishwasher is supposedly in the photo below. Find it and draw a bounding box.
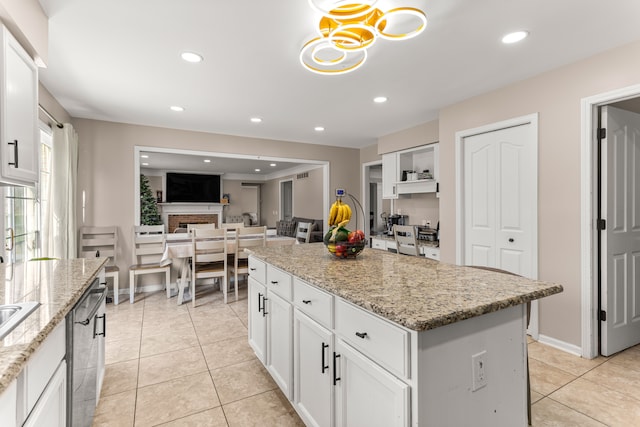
[66,277,106,427]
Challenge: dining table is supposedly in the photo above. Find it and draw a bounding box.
[160,231,297,304]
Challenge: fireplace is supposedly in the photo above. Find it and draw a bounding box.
[168,214,218,232]
[159,203,225,231]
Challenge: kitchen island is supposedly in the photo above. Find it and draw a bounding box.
[247,243,562,427]
[0,257,107,426]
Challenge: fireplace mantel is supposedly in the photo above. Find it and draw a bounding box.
[158,203,226,229]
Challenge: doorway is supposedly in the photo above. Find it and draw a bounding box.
[362,161,387,240]
[280,179,293,221]
[581,84,640,359]
[456,113,539,337]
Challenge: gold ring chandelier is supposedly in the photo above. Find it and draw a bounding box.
[300,0,427,75]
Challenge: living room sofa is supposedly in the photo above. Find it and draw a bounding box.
[276,217,324,242]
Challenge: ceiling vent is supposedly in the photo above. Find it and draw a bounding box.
[297,172,309,180]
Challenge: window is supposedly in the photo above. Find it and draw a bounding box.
[2,124,52,264]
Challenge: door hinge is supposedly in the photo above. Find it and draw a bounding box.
[599,310,607,322]
[598,128,606,139]
[597,219,606,231]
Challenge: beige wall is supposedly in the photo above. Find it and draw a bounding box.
[412,40,640,347]
[378,120,439,154]
[394,193,439,228]
[261,167,325,228]
[0,0,47,65]
[39,83,72,125]
[74,118,359,282]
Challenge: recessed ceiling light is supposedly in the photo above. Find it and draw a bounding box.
[142,162,149,166]
[502,31,529,44]
[255,168,261,172]
[181,51,203,63]
[374,96,388,103]
[315,126,325,132]
[270,163,277,167]
[141,154,149,159]
[170,106,184,112]
[204,159,211,163]
[250,117,262,123]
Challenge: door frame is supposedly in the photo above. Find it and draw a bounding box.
[455,113,539,339]
[580,83,640,358]
[279,178,294,221]
[362,160,383,240]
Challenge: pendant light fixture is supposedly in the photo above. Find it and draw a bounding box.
[300,0,427,75]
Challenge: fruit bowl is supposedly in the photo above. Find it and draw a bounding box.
[325,240,366,259]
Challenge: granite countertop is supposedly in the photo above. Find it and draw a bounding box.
[0,258,107,394]
[248,244,563,332]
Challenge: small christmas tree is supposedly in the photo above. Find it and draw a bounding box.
[140,174,162,225]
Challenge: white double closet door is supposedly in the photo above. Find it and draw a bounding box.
[463,122,537,279]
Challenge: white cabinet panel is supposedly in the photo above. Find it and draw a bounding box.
[0,380,17,427]
[248,277,267,362]
[382,153,398,199]
[334,339,409,427]
[294,310,333,427]
[266,291,293,399]
[293,278,333,329]
[23,360,66,427]
[0,25,38,185]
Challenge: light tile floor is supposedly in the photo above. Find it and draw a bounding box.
[93,285,640,426]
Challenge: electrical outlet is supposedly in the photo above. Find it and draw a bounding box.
[472,351,488,391]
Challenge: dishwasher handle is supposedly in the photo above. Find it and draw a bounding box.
[75,286,107,326]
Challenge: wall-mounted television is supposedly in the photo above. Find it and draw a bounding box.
[166,172,221,203]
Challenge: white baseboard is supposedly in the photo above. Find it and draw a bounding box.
[537,334,582,357]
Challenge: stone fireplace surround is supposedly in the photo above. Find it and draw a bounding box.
[159,203,225,232]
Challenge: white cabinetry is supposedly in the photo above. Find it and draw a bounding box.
[334,339,409,427]
[382,153,398,199]
[23,361,66,427]
[248,277,267,362]
[293,310,333,427]
[0,25,38,185]
[382,143,439,198]
[16,321,66,426]
[0,380,17,427]
[247,259,294,399]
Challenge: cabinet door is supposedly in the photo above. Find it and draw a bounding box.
[0,380,17,427]
[23,360,66,427]
[294,310,333,427]
[334,339,409,427]
[1,27,38,184]
[266,291,293,399]
[248,277,267,362]
[382,153,398,199]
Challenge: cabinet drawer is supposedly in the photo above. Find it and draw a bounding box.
[248,257,266,284]
[293,278,333,328]
[335,299,409,379]
[371,238,386,250]
[421,246,440,261]
[26,321,65,414]
[267,265,292,301]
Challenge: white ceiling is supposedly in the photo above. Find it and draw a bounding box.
[38,0,640,151]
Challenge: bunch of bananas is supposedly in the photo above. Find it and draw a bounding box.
[328,198,352,226]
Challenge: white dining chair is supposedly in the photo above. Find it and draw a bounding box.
[393,225,420,256]
[296,221,313,243]
[79,226,120,304]
[187,223,216,234]
[229,226,266,302]
[129,225,172,304]
[187,228,227,307]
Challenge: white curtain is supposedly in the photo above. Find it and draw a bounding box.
[45,124,78,259]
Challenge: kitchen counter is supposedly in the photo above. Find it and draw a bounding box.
[0,257,107,394]
[247,243,562,331]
